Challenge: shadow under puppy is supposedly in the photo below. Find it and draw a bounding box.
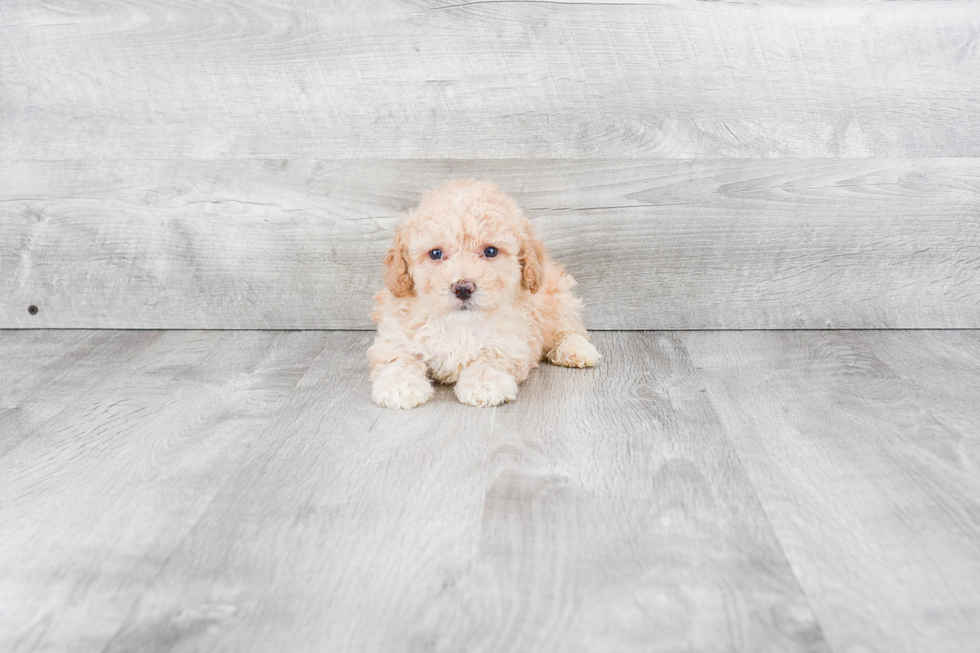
[369,180,600,408]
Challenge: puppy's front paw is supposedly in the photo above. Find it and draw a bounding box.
[372,366,434,410]
[455,365,518,407]
[548,333,600,368]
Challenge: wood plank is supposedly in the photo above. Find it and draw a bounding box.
[0,330,166,456]
[0,330,102,439]
[2,1,978,158]
[3,158,979,329]
[856,330,980,439]
[98,332,830,652]
[683,330,980,653]
[0,330,328,653]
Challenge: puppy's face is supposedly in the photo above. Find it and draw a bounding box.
[384,182,544,316]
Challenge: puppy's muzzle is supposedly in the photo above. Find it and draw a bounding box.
[452,280,476,301]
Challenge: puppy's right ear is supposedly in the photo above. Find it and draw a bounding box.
[383,227,414,297]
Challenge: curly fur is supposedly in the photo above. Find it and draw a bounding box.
[368,180,600,409]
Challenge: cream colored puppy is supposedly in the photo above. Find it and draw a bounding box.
[368,180,599,409]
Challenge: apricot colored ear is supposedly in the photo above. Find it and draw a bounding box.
[383,228,414,297]
[520,229,547,294]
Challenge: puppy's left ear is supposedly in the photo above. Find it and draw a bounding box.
[520,227,547,294]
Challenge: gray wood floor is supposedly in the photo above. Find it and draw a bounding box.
[2,330,978,652]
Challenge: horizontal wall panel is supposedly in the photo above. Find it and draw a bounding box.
[1,1,978,158]
[2,159,978,329]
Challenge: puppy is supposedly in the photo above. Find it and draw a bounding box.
[368,180,600,409]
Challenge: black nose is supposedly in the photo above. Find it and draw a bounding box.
[452,280,476,300]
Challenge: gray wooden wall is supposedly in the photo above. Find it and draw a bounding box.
[2,1,978,329]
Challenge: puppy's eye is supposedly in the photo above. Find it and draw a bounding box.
[483,246,499,258]
[428,249,443,260]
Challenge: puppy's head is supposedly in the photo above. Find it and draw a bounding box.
[383,180,545,315]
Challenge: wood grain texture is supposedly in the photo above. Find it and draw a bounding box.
[3,158,979,329]
[0,330,164,456]
[0,329,328,652]
[2,1,979,158]
[856,330,980,441]
[0,331,833,653]
[683,330,980,653]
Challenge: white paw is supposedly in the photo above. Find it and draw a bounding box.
[454,365,518,407]
[372,366,434,410]
[548,333,600,368]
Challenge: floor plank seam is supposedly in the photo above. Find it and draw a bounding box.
[94,332,352,652]
[695,376,841,653]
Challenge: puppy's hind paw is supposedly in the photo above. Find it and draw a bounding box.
[372,369,434,410]
[548,333,601,368]
[455,365,518,407]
